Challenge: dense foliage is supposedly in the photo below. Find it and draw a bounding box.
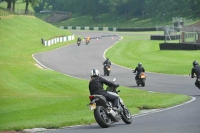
[2,0,200,21]
[35,0,200,21]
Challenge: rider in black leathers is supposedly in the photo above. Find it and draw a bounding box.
[191,60,200,89]
[133,63,145,80]
[103,58,111,74]
[77,36,81,44]
[89,69,119,109]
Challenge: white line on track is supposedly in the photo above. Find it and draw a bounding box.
[132,96,195,118]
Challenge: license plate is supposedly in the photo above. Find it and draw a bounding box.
[107,68,111,70]
[89,103,96,111]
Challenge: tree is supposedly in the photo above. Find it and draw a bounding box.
[5,0,12,10]
[11,0,17,11]
[107,0,119,17]
[22,0,39,14]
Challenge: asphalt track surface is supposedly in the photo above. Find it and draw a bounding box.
[33,31,200,133]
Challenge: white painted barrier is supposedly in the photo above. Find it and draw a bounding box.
[103,27,108,31]
[59,26,64,29]
[85,27,89,30]
[94,27,99,31]
[43,34,74,46]
[76,26,81,30]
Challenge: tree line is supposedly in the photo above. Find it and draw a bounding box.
[3,0,39,14]
[3,0,200,21]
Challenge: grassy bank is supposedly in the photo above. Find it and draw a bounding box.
[0,15,190,132]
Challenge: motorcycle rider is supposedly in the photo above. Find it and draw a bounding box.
[86,36,91,43]
[77,36,81,44]
[89,69,119,110]
[191,60,200,89]
[103,58,111,74]
[133,63,145,80]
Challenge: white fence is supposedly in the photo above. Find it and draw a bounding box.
[42,34,74,46]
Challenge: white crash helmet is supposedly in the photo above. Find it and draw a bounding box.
[90,69,100,77]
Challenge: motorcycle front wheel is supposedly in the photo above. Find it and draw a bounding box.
[121,106,132,124]
[94,106,111,128]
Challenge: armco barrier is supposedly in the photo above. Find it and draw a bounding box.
[60,26,114,31]
[59,26,156,32]
[117,27,156,31]
[42,34,74,46]
[159,43,200,50]
[151,35,180,40]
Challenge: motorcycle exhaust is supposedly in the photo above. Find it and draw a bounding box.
[107,109,121,122]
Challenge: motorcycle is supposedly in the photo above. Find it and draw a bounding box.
[86,40,89,45]
[103,63,111,76]
[134,72,146,87]
[189,74,200,89]
[77,41,81,46]
[87,78,132,128]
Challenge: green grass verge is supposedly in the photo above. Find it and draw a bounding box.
[0,15,190,132]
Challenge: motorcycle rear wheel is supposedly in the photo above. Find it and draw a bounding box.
[141,79,145,87]
[136,80,139,86]
[94,106,111,128]
[121,106,132,124]
[107,71,110,76]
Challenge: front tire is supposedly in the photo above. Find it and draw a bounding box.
[94,106,111,128]
[121,106,132,124]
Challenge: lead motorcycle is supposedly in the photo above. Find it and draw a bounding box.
[87,78,132,128]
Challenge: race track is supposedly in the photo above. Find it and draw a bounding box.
[33,31,200,133]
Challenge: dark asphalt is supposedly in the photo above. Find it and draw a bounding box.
[33,30,200,133]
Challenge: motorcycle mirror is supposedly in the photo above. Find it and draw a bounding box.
[113,78,117,82]
[117,90,120,92]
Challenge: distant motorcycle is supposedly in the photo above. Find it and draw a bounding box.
[86,40,89,45]
[189,73,200,89]
[77,41,81,46]
[134,72,146,87]
[87,78,132,128]
[103,63,111,76]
